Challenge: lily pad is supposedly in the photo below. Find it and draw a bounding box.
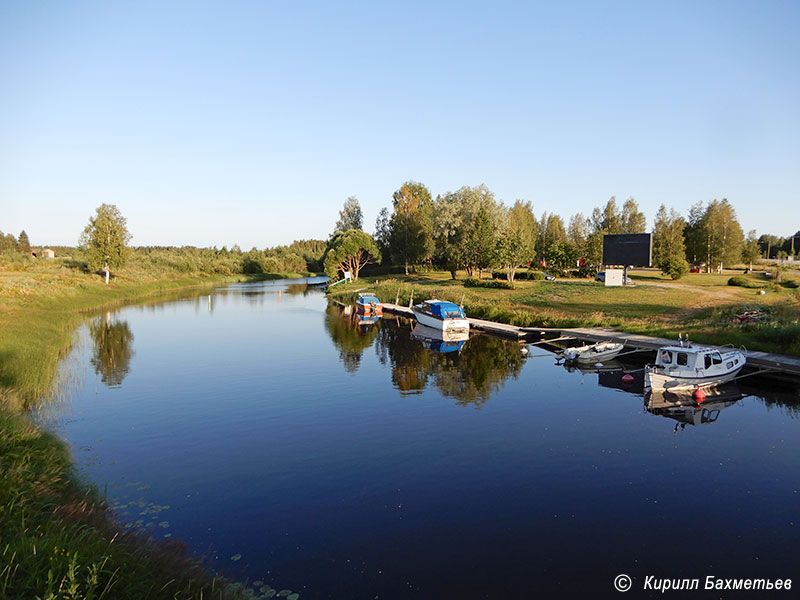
[287,594,300,600]
[230,553,242,562]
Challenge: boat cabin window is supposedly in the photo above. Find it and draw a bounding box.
[661,351,673,364]
[676,352,688,366]
[704,354,712,369]
[712,352,722,365]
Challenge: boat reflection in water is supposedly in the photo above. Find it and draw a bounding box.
[645,385,743,432]
[411,323,469,354]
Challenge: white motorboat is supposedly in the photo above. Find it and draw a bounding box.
[411,299,469,333]
[563,341,625,363]
[644,341,745,393]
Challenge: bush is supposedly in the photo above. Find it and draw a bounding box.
[660,256,689,280]
[463,278,514,289]
[728,276,763,288]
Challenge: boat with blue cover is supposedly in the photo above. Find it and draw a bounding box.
[356,294,383,316]
[411,299,469,333]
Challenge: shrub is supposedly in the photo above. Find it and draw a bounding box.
[728,276,765,288]
[463,278,514,289]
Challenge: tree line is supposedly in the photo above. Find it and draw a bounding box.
[323,183,796,281]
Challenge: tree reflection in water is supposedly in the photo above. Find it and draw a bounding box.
[88,313,135,387]
[324,303,380,373]
[374,319,526,407]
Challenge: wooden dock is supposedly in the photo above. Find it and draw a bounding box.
[381,303,800,377]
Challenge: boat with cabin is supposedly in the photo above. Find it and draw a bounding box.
[563,341,625,363]
[356,294,383,316]
[411,299,469,333]
[644,339,746,393]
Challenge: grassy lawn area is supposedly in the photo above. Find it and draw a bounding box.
[330,267,800,356]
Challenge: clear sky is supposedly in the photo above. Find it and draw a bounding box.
[1,0,798,248]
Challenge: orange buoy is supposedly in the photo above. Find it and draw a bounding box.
[693,388,706,402]
[621,374,634,384]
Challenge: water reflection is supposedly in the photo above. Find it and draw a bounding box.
[372,319,526,407]
[410,324,468,354]
[324,303,380,373]
[645,386,743,431]
[88,313,135,387]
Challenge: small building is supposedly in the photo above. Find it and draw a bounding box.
[42,249,55,259]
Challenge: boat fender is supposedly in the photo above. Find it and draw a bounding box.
[621,374,634,384]
[693,388,706,403]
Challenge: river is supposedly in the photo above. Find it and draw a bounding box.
[44,278,800,598]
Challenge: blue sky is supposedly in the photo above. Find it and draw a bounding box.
[1,1,798,248]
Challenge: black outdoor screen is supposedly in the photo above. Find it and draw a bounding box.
[602,233,652,267]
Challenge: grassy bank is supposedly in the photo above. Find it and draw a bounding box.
[328,268,800,356]
[0,259,295,600]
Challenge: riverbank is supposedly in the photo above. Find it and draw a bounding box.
[0,262,298,599]
[327,269,800,357]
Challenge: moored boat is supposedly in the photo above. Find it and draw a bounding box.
[563,341,624,363]
[356,294,383,316]
[644,341,745,393]
[411,299,469,333]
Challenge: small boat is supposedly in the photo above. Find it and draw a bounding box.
[644,340,745,393]
[411,299,469,333]
[563,341,625,362]
[411,323,468,353]
[355,294,383,316]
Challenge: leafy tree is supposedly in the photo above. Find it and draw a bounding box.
[683,201,707,265]
[494,200,537,283]
[79,203,132,283]
[741,230,761,270]
[652,204,688,278]
[323,229,381,281]
[0,231,18,254]
[374,207,391,259]
[568,213,589,257]
[537,212,567,263]
[620,198,646,233]
[334,196,363,232]
[700,199,744,272]
[388,181,434,274]
[544,240,579,271]
[464,205,495,278]
[17,230,31,254]
[431,184,499,278]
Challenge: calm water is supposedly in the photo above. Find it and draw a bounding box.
[46,279,800,598]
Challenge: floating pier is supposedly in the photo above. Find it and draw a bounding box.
[381,303,800,378]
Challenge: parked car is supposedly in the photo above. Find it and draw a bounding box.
[595,271,634,285]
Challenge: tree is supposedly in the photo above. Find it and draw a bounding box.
[463,205,495,278]
[79,204,132,283]
[323,229,381,281]
[568,213,589,257]
[17,230,31,254]
[699,199,744,272]
[388,181,434,274]
[544,240,579,271]
[494,201,537,283]
[620,198,646,233]
[431,185,499,278]
[374,207,391,259]
[334,196,363,232]
[741,230,761,271]
[652,204,688,279]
